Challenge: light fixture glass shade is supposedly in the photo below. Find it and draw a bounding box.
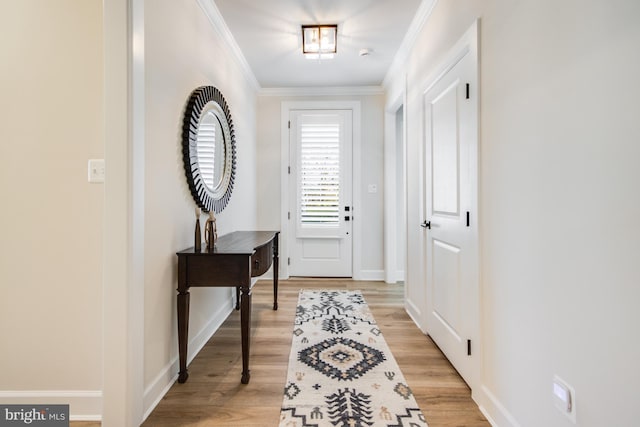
[302,25,337,56]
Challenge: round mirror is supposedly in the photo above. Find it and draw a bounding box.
[182,86,236,213]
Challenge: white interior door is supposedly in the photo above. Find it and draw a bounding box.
[289,110,353,277]
[423,46,479,387]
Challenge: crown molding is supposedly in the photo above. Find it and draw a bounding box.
[259,86,384,97]
[382,0,438,89]
[196,0,261,92]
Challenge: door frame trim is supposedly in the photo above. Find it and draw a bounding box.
[420,19,481,392]
[383,88,407,284]
[103,0,145,424]
[280,101,362,279]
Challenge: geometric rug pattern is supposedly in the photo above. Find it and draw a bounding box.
[279,290,428,427]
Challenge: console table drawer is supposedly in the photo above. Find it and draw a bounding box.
[251,242,273,277]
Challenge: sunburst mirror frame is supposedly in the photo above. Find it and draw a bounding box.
[181,85,236,213]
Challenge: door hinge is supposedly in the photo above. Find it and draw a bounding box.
[467,339,472,356]
[465,83,470,99]
[288,166,291,174]
[287,257,291,266]
[466,211,470,227]
[288,120,291,129]
[288,211,291,220]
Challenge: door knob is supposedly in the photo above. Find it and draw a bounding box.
[420,221,431,229]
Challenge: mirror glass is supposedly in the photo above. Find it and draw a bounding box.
[196,110,226,192]
[182,86,236,213]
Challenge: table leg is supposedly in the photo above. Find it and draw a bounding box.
[235,286,240,310]
[273,233,279,310]
[240,284,252,384]
[177,289,190,383]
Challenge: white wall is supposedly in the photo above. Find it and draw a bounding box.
[0,0,258,420]
[256,93,385,278]
[142,0,258,415]
[0,0,104,417]
[392,0,640,426]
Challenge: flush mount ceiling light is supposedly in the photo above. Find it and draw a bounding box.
[302,24,337,59]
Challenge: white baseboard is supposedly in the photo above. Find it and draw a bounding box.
[357,270,385,281]
[475,385,522,427]
[143,367,177,423]
[396,270,405,281]
[143,294,235,421]
[478,404,499,427]
[0,390,102,421]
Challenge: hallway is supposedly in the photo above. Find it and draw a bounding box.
[139,279,489,426]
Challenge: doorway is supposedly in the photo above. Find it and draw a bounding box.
[395,106,406,281]
[288,109,353,277]
[421,22,480,389]
[280,101,362,279]
[384,94,408,285]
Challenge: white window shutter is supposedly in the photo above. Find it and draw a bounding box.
[299,122,340,226]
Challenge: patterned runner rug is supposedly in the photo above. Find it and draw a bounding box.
[279,290,428,427]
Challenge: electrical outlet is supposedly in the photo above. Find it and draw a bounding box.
[553,375,576,423]
[88,159,105,183]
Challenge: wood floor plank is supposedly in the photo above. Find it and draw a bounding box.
[73,279,489,427]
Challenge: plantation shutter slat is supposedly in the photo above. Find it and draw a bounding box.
[300,122,340,226]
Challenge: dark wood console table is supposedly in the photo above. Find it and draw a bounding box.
[176,230,279,384]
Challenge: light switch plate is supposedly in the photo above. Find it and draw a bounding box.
[88,159,105,183]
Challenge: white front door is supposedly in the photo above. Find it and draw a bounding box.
[423,43,479,387]
[289,110,353,277]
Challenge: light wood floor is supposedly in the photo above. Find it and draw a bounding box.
[72,279,489,427]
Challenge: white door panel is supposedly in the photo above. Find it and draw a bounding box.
[423,43,479,388]
[431,80,460,216]
[432,239,461,337]
[290,110,353,277]
[302,239,340,259]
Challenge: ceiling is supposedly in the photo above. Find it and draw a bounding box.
[213,0,424,89]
